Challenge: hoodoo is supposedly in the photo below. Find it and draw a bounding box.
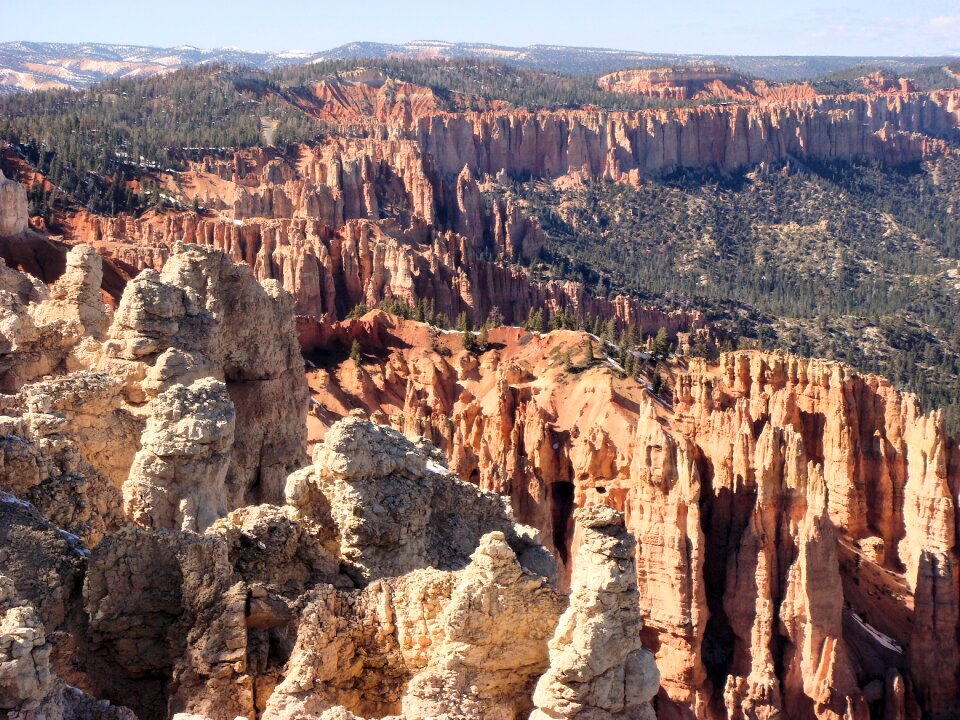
[1,29,960,720]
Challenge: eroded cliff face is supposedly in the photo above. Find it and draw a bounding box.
[0,169,28,236]
[47,85,959,339]
[595,67,820,105]
[408,91,960,182]
[307,313,960,720]
[67,206,702,334]
[0,248,663,720]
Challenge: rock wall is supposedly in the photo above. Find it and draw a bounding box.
[69,210,703,334]
[0,573,136,720]
[0,169,28,236]
[307,315,960,720]
[410,91,960,182]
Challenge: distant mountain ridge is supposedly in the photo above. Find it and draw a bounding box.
[1,39,957,94]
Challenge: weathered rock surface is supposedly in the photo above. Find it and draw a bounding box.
[410,92,960,181]
[124,378,235,532]
[0,574,55,709]
[263,529,562,720]
[309,315,960,720]
[0,245,104,392]
[0,169,28,236]
[30,244,107,339]
[0,573,136,720]
[530,505,659,720]
[69,206,701,336]
[401,532,564,720]
[288,416,555,585]
[1,242,307,545]
[102,242,309,505]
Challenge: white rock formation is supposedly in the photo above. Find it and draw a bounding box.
[124,378,235,532]
[531,505,660,720]
[0,170,27,236]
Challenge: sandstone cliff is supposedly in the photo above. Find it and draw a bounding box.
[409,91,960,181]
[67,208,702,334]
[0,169,28,237]
[597,68,819,104]
[2,247,672,720]
[307,313,960,720]
[48,87,959,339]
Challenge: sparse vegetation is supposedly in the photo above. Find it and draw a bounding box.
[505,158,960,431]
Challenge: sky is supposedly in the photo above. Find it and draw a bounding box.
[1,0,958,57]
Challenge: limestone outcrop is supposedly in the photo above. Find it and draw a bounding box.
[123,378,235,532]
[0,573,136,720]
[67,203,700,335]
[264,530,563,720]
[1,242,308,546]
[287,416,555,585]
[308,314,960,720]
[0,246,101,392]
[102,242,309,505]
[401,532,564,720]
[531,505,660,720]
[0,169,28,236]
[411,92,960,181]
[30,244,107,339]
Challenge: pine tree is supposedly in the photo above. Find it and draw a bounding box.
[348,303,370,320]
[653,328,670,357]
[551,310,565,331]
[525,307,544,333]
[349,339,362,364]
[602,318,618,344]
[477,325,489,351]
[650,371,664,396]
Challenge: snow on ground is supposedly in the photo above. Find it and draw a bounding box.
[848,612,903,654]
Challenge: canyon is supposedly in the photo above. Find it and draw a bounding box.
[1,57,960,720]
[302,311,959,720]
[0,234,662,720]
[28,79,959,337]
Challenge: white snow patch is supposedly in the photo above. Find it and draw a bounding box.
[605,357,625,372]
[0,491,33,509]
[425,460,448,475]
[849,612,903,653]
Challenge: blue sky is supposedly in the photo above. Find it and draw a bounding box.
[1,0,957,56]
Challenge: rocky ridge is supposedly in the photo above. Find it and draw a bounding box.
[0,236,660,720]
[0,169,28,236]
[596,67,818,103]
[306,312,960,720]
[37,82,959,340]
